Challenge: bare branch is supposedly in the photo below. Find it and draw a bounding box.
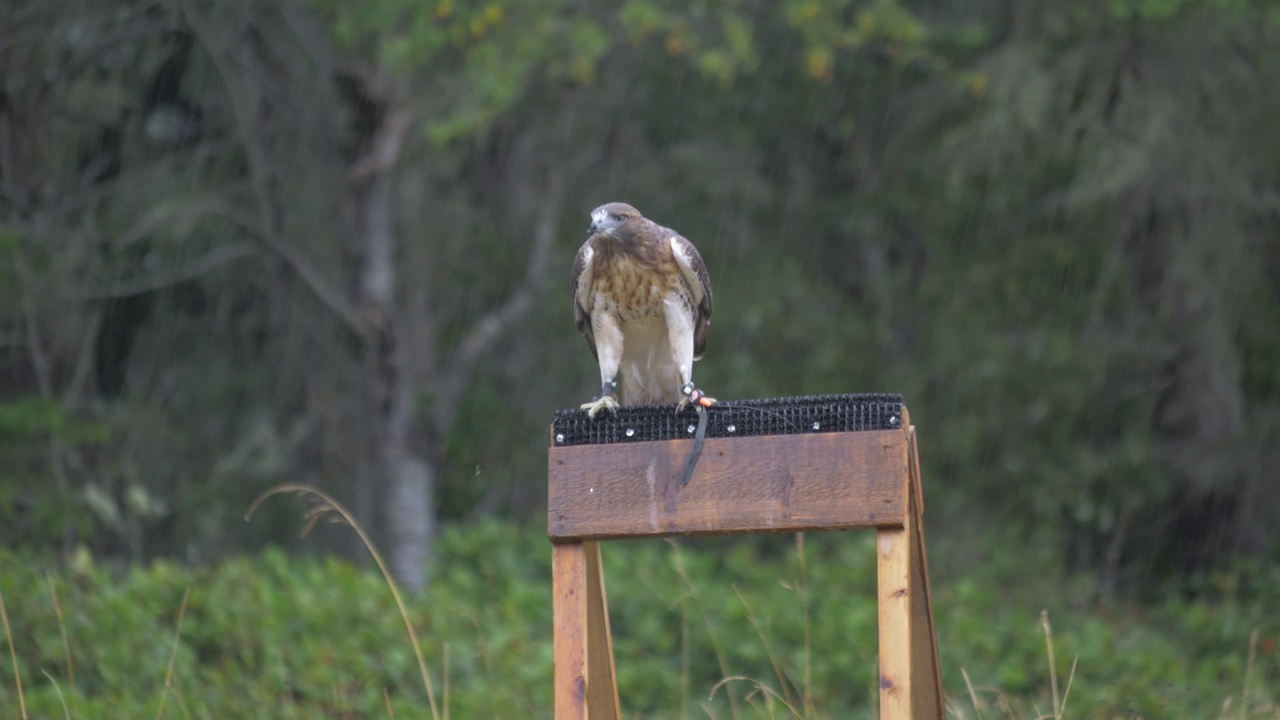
[0,98,18,210]
[181,0,369,340]
[349,105,414,183]
[256,226,373,337]
[53,140,238,216]
[63,307,103,405]
[80,241,257,300]
[12,248,80,498]
[430,167,566,433]
[12,251,53,396]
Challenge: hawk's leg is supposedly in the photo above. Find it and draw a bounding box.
[582,311,624,419]
[580,379,620,419]
[677,381,717,413]
[663,296,714,413]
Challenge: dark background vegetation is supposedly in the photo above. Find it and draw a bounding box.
[1,0,1278,717]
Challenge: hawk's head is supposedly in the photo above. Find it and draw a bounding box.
[589,202,642,241]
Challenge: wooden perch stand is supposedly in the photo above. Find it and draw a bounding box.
[548,402,942,719]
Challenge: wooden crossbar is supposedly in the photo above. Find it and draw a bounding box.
[550,430,908,539]
[548,408,942,719]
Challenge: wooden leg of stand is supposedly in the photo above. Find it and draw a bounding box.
[877,524,913,720]
[908,429,944,718]
[553,542,587,720]
[553,541,620,720]
[876,476,943,719]
[585,541,621,720]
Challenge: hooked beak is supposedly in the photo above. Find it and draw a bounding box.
[589,219,603,236]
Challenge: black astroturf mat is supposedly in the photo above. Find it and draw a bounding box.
[551,393,903,447]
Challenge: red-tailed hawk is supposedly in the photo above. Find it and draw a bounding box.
[572,202,715,418]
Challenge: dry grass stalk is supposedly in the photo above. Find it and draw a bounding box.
[248,483,440,720]
[46,572,76,716]
[1,590,26,719]
[668,539,742,718]
[153,586,190,720]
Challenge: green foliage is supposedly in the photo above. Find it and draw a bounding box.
[0,397,110,548]
[318,0,610,141]
[0,397,106,445]
[3,0,1279,602]
[315,0,929,141]
[2,522,1278,718]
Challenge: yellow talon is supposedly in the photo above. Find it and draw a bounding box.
[677,386,716,413]
[580,394,620,419]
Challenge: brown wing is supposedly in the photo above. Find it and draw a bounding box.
[668,232,713,360]
[571,239,598,359]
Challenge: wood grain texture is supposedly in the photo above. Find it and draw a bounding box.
[908,428,944,719]
[875,435,943,720]
[585,542,621,720]
[553,543,587,720]
[876,524,913,720]
[549,412,940,719]
[548,430,908,541]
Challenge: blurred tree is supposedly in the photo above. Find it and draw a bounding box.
[870,0,1280,599]
[1,0,1276,599]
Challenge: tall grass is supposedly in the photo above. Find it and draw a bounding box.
[2,589,26,719]
[0,516,1275,718]
[247,483,441,720]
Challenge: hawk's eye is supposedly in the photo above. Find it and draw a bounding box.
[612,214,625,222]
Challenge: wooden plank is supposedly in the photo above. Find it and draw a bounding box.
[903,408,920,513]
[584,542,621,720]
[876,523,912,719]
[549,430,908,541]
[876,437,943,720]
[908,428,944,719]
[876,430,917,720]
[553,543,587,720]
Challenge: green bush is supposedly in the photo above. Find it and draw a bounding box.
[1,521,1276,718]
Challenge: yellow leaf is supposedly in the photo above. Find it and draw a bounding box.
[666,24,690,55]
[484,3,503,24]
[971,73,988,99]
[571,56,596,84]
[856,11,875,35]
[436,0,453,19]
[807,46,832,81]
[70,543,95,576]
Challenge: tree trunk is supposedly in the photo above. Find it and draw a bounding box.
[345,73,431,590]
[343,77,573,591]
